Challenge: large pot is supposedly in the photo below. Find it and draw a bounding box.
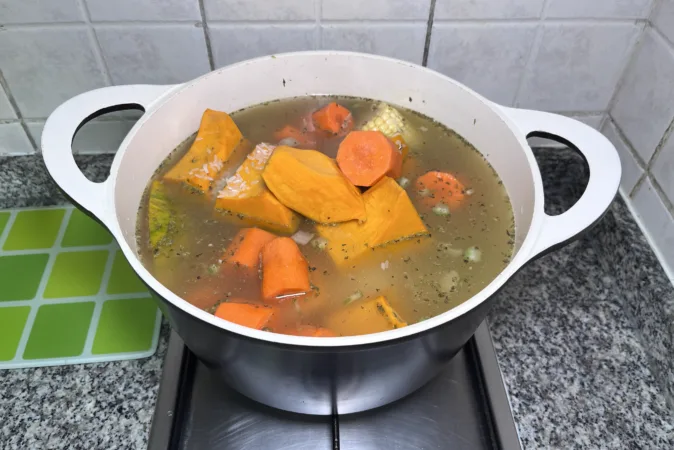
[42,52,621,415]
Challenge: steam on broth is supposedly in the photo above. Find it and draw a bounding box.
[137,96,514,337]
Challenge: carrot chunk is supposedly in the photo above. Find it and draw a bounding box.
[223,228,277,269]
[186,285,222,310]
[415,171,466,209]
[290,325,337,337]
[261,237,311,301]
[164,109,244,193]
[215,302,276,330]
[312,103,353,135]
[336,131,403,187]
[273,125,317,149]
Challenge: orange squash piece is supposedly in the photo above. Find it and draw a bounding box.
[164,109,244,193]
[326,295,407,336]
[416,171,466,209]
[261,237,311,302]
[312,103,353,135]
[290,325,337,337]
[315,176,429,265]
[216,143,300,234]
[262,146,366,224]
[223,228,276,269]
[337,131,403,187]
[215,302,276,330]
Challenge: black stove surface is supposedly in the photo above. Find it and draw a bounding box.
[148,322,521,450]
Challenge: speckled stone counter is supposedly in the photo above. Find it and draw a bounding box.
[1,152,674,449]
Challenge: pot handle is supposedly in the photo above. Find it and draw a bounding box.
[41,84,176,225]
[499,107,621,258]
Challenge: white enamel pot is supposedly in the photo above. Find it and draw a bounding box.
[42,52,621,415]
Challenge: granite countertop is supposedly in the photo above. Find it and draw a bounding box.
[1,151,674,449]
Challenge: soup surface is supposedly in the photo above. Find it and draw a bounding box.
[137,96,514,337]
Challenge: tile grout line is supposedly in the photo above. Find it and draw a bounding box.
[603,23,648,125]
[76,0,113,86]
[11,208,73,363]
[197,0,216,71]
[421,0,437,67]
[0,209,17,250]
[80,245,117,357]
[0,70,38,152]
[511,0,550,107]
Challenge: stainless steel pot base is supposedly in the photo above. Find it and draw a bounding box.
[148,322,521,450]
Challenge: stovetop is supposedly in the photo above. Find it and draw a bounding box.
[148,322,521,450]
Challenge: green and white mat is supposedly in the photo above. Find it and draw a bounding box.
[0,206,161,369]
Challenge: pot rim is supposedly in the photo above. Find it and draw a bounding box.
[105,51,546,347]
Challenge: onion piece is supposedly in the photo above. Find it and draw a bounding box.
[464,246,482,262]
[311,237,328,250]
[432,203,450,216]
[344,290,363,305]
[291,230,315,245]
[438,270,460,294]
[397,177,410,188]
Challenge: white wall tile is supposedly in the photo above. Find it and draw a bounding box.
[601,118,645,194]
[632,177,674,274]
[95,26,210,85]
[434,0,544,19]
[0,0,83,24]
[0,123,34,155]
[0,28,106,118]
[427,24,536,105]
[652,131,674,204]
[322,0,430,20]
[321,24,426,64]
[0,88,16,120]
[653,0,674,44]
[547,0,653,18]
[85,0,201,22]
[210,25,316,67]
[611,29,674,162]
[518,24,640,112]
[27,119,135,154]
[204,0,315,21]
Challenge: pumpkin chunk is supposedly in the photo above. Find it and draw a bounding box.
[316,176,429,265]
[164,109,243,192]
[262,146,366,224]
[326,295,407,336]
[216,143,300,234]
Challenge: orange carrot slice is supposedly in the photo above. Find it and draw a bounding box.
[415,171,466,209]
[214,302,275,329]
[273,125,317,149]
[336,131,403,187]
[290,325,337,337]
[223,228,277,269]
[312,103,353,135]
[261,237,311,302]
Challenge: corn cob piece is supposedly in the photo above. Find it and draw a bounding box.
[360,103,419,158]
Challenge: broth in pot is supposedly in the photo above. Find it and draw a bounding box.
[136,96,514,337]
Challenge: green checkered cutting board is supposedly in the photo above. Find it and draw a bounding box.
[0,206,161,369]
